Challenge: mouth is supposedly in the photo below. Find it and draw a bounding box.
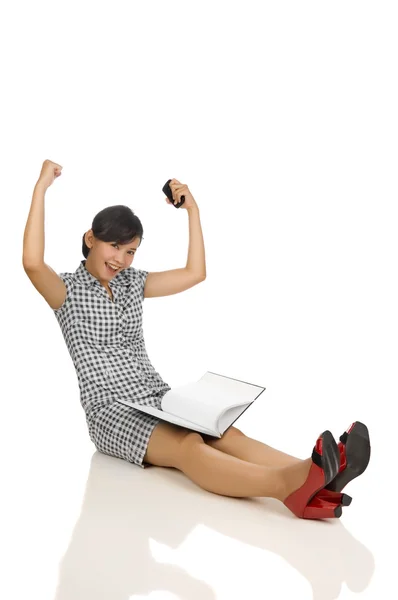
[105,262,121,274]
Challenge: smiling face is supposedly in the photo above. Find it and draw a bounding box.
[84,230,141,285]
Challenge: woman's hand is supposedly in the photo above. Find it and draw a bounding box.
[166,178,198,210]
[37,159,63,190]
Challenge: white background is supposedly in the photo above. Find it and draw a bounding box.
[1,1,397,598]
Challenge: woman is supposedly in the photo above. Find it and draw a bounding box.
[23,160,371,520]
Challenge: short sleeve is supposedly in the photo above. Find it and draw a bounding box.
[124,267,149,301]
[135,268,149,301]
[53,273,75,315]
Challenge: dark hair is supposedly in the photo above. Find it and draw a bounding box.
[82,205,144,259]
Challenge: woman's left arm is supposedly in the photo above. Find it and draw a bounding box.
[186,204,206,278]
[167,179,206,279]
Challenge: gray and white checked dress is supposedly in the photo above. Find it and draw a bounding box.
[52,259,172,468]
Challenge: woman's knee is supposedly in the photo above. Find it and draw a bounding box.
[223,426,245,438]
[144,421,204,468]
[202,425,245,447]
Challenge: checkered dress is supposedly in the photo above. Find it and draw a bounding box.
[53,259,172,467]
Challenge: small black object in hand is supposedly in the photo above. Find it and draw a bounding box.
[162,179,185,208]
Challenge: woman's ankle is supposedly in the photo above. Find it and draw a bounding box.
[279,458,313,502]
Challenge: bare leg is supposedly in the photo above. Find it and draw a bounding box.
[203,428,304,468]
[177,433,311,501]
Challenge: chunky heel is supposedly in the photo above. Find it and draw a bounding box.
[326,421,371,493]
[315,488,352,506]
[283,430,340,519]
[303,496,342,519]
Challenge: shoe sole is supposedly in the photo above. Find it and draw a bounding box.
[326,421,371,492]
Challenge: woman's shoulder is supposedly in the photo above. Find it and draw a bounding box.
[122,266,149,282]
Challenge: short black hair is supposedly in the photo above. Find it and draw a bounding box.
[82,205,144,258]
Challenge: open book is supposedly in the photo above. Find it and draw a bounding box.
[115,371,266,437]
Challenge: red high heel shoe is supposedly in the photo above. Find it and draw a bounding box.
[325,421,371,492]
[312,421,370,506]
[283,430,341,519]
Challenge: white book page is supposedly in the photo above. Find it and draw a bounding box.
[114,398,218,436]
[218,404,251,435]
[161,373,260,432]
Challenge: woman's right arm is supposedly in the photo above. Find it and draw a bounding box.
[22,181,47,268]
[23,160,67,311]
[23,159,62,267]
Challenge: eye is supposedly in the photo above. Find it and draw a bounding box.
[112,243,135,256]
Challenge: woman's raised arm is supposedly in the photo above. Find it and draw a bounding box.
[22,159,62,268]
